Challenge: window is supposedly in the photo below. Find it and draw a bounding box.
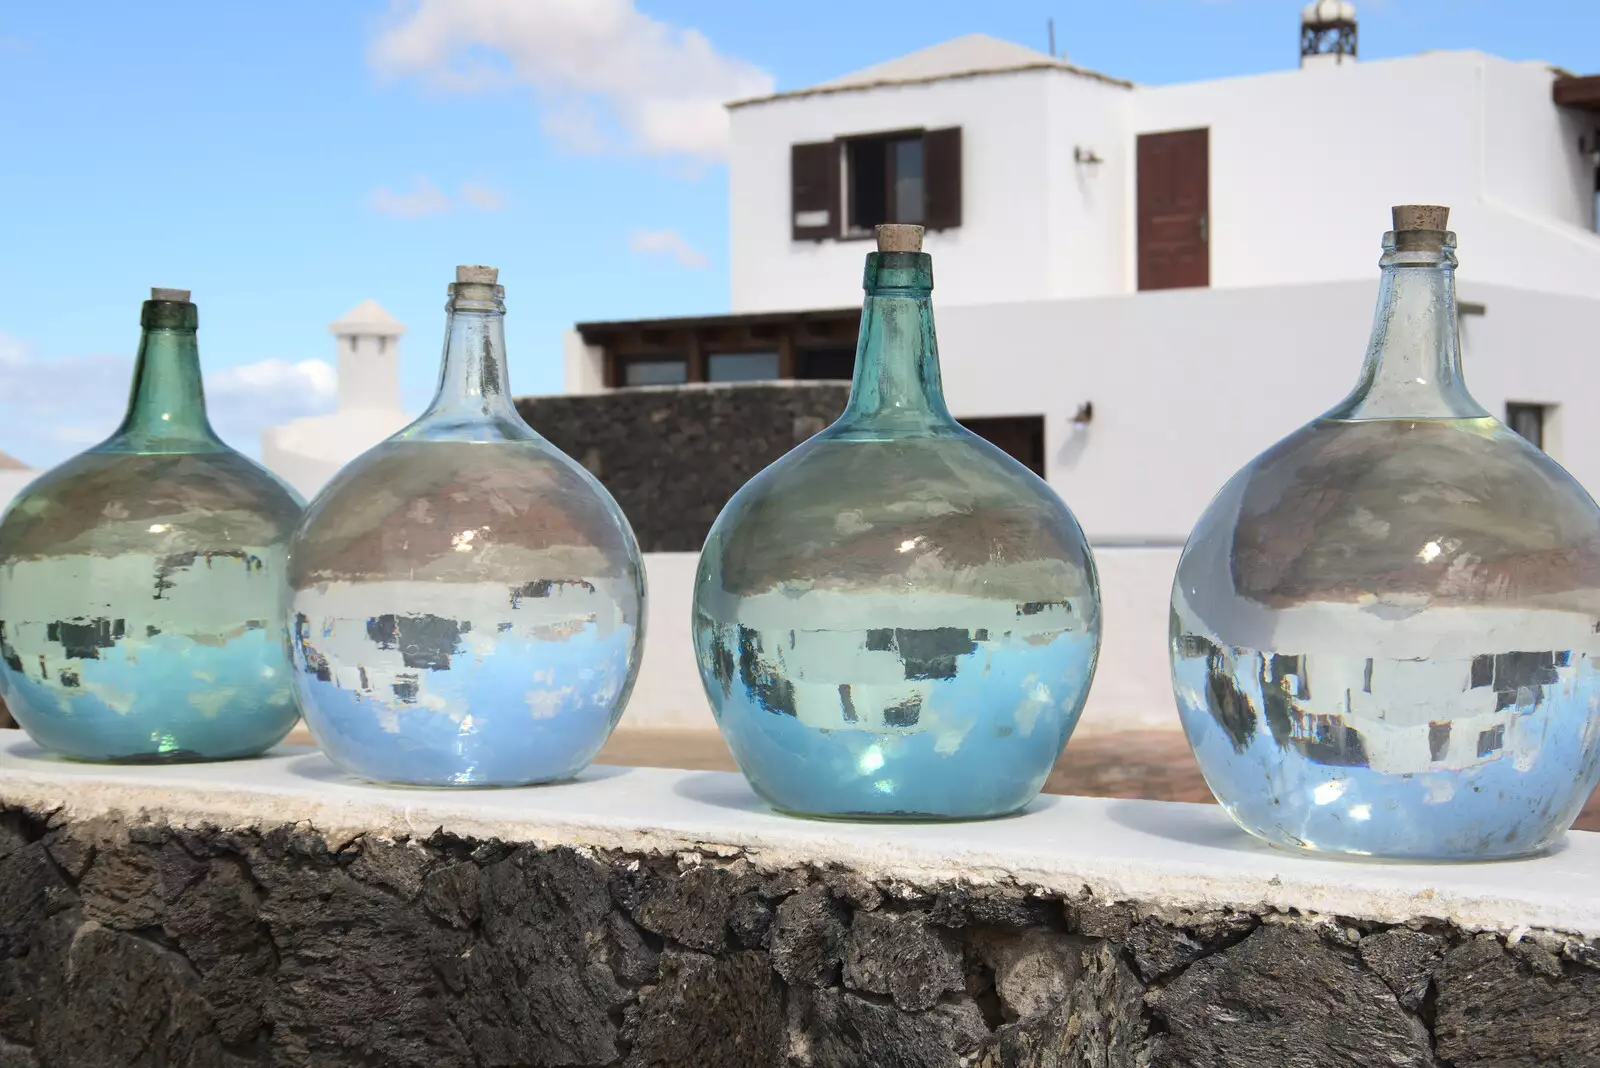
[960,415,1047,478]
[1506,403,1548,450]
[797,348,855,381]
[791,127,962,242]
[846,134,924,233]
[708,351,779,382]
[622,358,688,387]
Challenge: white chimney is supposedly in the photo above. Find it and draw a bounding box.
[328,299,406,414]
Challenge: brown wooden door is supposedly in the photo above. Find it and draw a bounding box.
[1137,128,1209,290]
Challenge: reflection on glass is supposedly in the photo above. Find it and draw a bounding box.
[287,267,645,786]
[0,289,302,762]
[693,226,1100,820]
[1171,208,1600,860]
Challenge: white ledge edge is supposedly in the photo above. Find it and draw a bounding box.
[2,731,1597,940]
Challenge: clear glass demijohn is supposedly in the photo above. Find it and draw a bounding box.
[0,288,304,761]
[287,266,645,786]
[1171,206,1600,859]
[692,225,1102,819]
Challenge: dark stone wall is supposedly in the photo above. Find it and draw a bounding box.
[516,383,851,553]
[2,804,1598,1067]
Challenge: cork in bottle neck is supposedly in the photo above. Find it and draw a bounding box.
[1389,204,1454,253]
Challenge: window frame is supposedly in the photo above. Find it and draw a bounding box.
[1506,402,1550,452]
[840,127,928,240]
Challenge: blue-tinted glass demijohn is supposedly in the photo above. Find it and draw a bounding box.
[692,225,1102,819]
[1171,206,1600,859]
[0,288,303,761]
[286,267,646,786]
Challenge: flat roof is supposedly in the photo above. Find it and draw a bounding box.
[576,306,858,341]
[729,60,1131,109]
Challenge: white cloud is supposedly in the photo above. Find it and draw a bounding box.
[628,228,708,269]
[206,358,339,455]
[207,358,337,397]
[0,332,337,467]
[369,0,774,160]
[370,177,508,218]
[370,176,453,219]
[460,182,507,211]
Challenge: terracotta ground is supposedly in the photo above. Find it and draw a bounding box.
[278,723,1600,833]
[602,728,1600,832]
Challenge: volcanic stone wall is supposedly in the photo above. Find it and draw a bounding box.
[516,382,851,553]
[2,803,1597,1067]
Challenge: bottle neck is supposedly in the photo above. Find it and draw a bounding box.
[1325,233,1487,421]
[104,300,221,453]
[408,284,532,442]
[835,252,954,436]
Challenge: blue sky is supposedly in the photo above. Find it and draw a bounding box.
[1,0,1596,466]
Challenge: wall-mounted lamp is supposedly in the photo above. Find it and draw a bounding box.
[1070,401,1094,429]
[1580,132,1600,168]
[1074,146,1104,166]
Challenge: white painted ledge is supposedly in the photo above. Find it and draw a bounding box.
[2,729,1597,940]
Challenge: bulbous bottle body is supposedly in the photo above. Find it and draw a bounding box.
[693,237,1100,819]
[0,293,302,762]
[1171,214,1600,859]
[287,269,645,786]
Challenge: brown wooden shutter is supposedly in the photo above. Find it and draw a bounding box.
[1137,128,1210,290]
[922,127,963,231]
[791,141,839,241]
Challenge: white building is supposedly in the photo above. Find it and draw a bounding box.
[564,8,1600,546]
[262,299,412,502]
[0,451,36,517]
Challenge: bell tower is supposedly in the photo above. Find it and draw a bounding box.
[1301,0,1358,68]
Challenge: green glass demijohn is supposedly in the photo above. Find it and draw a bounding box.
[286,266,646,787]
[0,288,304,761]
[692,225,1102,819]
[1171,206,1600,860]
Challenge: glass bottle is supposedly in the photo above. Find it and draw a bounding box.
[693,225,1101,819]
[0,288,303,761]
[1171,206,1600,860]
[287,266,645,786]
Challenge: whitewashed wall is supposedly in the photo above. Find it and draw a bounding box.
[727,49,1600,313]
[1134,51,1600,299]
[0,470,38,518]
[935,277,1600,543]
[623,547,1183,737]
[561,277,1600,544]
[728,67,1132,314]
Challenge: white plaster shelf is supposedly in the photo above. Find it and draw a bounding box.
[2,729,1596,940]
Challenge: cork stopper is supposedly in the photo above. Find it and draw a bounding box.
[150,287,190,303]
[876,224,924,253]
[456,265,499,284]
[1392,205,1449,232]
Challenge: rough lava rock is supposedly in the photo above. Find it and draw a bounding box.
[1148,925,1434,1068]
[1,803,1596,1067]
